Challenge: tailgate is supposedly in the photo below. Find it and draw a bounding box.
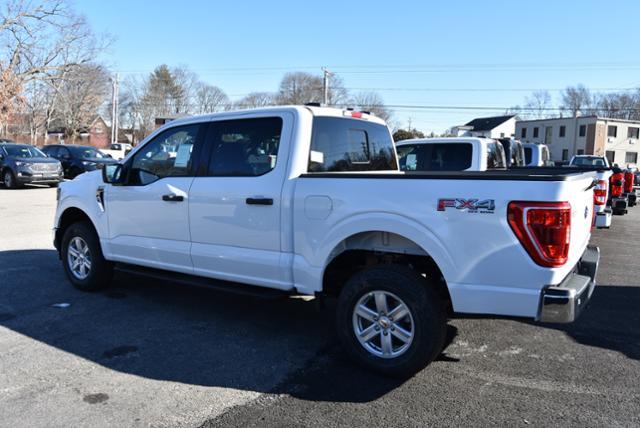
[562,175,596,267]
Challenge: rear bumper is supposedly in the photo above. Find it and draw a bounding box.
[595,209,612,229]
[610,197,628,214]
[537,246,599,323]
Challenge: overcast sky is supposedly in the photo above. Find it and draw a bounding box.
[81,0,640,133]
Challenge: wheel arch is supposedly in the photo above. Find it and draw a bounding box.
[320,228,453,312]
[54,207,100,256]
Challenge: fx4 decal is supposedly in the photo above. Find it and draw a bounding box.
[437,198,496,214]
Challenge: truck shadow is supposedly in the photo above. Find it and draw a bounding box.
[532,283,640,361]
[0,249,638,404]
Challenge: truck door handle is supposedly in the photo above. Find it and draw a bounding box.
[246,197,273,206]
[162,194,184,202]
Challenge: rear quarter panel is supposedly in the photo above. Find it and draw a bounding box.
[292,174,595,318]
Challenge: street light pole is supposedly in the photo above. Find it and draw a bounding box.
[110,73,119,146]
[322,67,332,106]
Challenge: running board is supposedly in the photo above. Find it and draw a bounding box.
[114,263,292,299]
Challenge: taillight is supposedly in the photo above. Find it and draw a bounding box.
[508,201,571,268]
[593,179,607,206]
[624,172,634,193]
[610,173,624,197]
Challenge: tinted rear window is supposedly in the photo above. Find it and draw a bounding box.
[308,117,397,172]
[397,143,472,171]
[573,157,605,166]
[524,147,533,165]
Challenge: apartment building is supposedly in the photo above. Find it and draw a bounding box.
[515,116,639,166]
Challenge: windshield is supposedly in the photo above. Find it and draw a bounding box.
[572,157,605,166]
[73,147,108,159]
[3,145,47,158]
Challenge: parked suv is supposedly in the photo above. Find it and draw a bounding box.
[0,143,63,188]
[41,145,118,179]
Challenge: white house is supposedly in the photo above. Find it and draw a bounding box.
[515,116,639,166]
[457,115,517,139]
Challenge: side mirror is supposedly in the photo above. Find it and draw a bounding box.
[102,164,125,184]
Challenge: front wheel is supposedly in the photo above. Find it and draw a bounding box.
[3,170,21,189]
[61,221,113,291]
[336,265,446,377]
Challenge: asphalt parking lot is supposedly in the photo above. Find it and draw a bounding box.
[1,185,639,427]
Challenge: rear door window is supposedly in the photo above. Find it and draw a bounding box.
[308,117,397,172]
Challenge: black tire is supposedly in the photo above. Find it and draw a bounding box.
[3,169,21,189]
[336,265,446,377]
[61,221,113,291]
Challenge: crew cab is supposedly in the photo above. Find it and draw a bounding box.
[523,143,553,167]
[53,106,600,376]
[568,155,614,227]
[396,137,506,171]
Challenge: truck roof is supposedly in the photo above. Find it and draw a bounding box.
[395,137,496,146]
[161,105,388,128]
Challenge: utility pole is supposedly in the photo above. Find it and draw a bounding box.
[322,67,332,106]
[110,73,119,145]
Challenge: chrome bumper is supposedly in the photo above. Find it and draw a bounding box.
[595,209,612,229]
[538,246,599,323]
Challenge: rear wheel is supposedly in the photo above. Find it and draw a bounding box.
[336,265,446,377]
[61,221,113,291]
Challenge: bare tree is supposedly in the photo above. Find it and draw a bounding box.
[276,72,322,105]
[54,64,110,143]
[350,91,392,122]
[235,92,275,109]
[275,71,349,106]
[0,0,110,126]
[560,85,594,117]
[194,82,229,114]
[524,90,553,119]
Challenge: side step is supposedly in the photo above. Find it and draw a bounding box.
[114,263,293,300]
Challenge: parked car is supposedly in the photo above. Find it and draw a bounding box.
[0,138,16,143]
[396,137,506,171]
[41,145,118,179]
[568,155,614,227]
[101,143,133,160]
[53,106,600,376]
[0,143,63,188]
[522,143,553,167]
[497,138,525,167]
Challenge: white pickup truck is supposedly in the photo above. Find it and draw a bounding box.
[568,155,614,227]
[523,143,553,167]
[396,137,506,171]
[53,106,600,376]
[101,143,133,161]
